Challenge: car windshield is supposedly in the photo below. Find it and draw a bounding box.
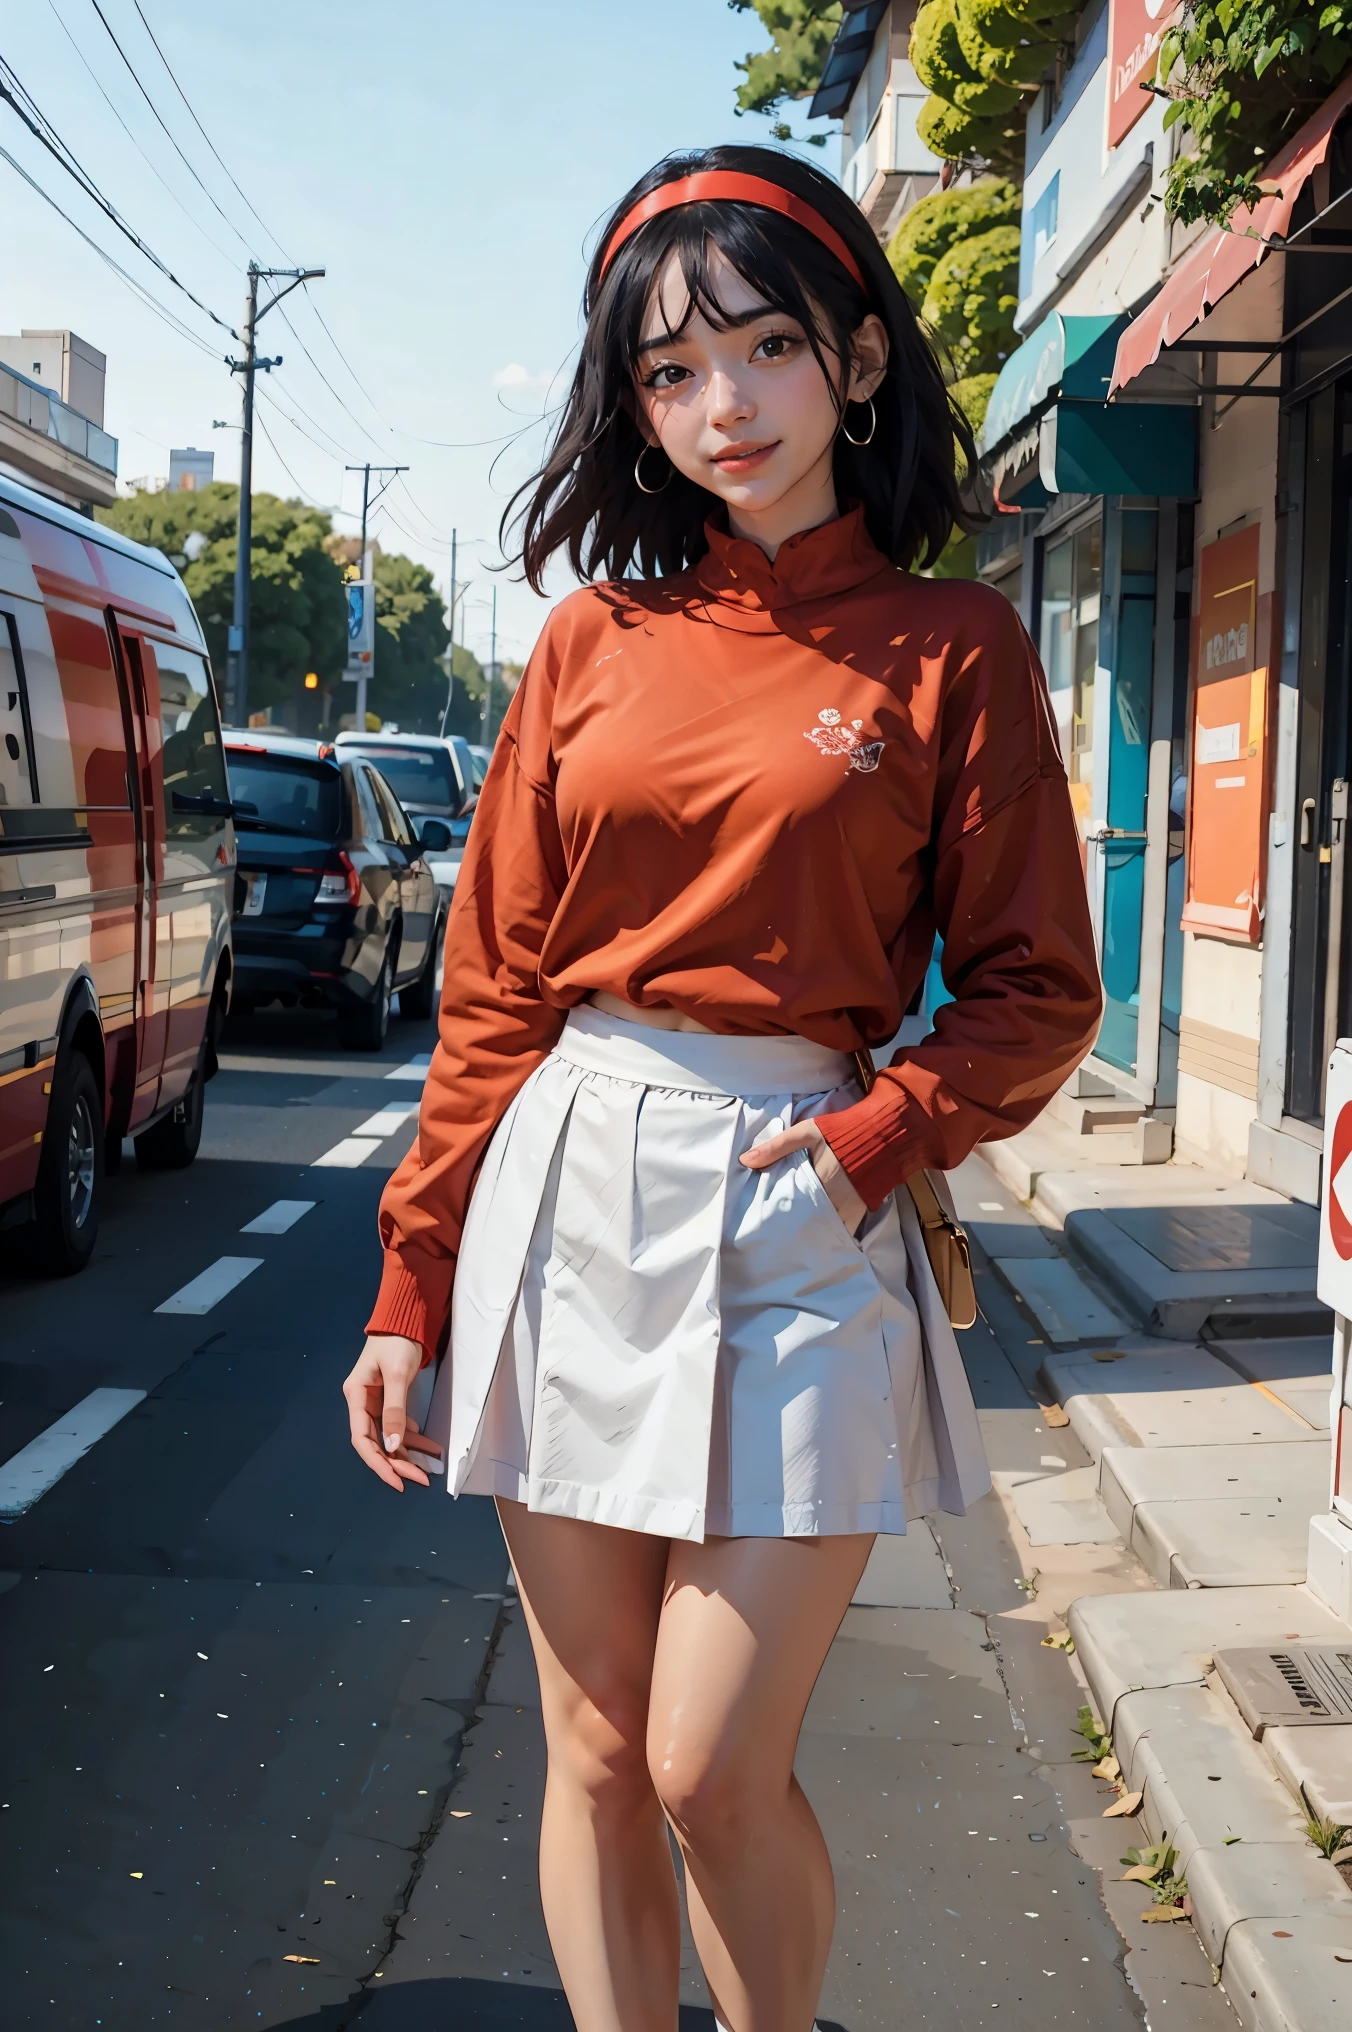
[349,745,457,811]
[226,751,342,838]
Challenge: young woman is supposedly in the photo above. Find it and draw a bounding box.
[344,144,1101,2031]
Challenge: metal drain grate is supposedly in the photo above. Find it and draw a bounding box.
[1214,1645,1352,1734]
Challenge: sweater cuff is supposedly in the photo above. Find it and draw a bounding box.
[365,1248,455,1370]
[816,1085,931,1208]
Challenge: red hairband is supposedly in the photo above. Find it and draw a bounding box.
[598,171,867,292]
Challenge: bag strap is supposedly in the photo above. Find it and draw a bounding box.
[851,1045,876,1095]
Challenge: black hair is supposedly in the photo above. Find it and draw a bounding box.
[506,143,976,593]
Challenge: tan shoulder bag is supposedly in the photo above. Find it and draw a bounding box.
[849,1046,978,1331]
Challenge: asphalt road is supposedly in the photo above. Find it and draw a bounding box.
[0,1004,1237,2032]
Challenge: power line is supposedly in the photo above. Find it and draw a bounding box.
[85,0,255,257]
[0,53,238,339]
[0,137,224,359]
[132,0,293,263]
[44,0,241,270]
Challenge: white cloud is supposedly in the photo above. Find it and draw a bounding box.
[492,362,557,396]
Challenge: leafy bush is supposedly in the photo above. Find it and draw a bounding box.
[922,222,1022,375]
[1157,0,1352,223]
[887,177,1021,306]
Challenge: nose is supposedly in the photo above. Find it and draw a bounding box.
[706,368,754,430]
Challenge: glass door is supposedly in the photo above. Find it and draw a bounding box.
[1039,517,1101,850]
[1096,508,1156,1074]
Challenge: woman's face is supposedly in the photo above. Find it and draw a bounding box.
[632,241,888,550]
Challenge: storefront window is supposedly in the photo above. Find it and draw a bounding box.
[1039,517,1102,839]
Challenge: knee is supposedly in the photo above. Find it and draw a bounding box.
[549,1681,653,1819]
[648,1738,757,1868]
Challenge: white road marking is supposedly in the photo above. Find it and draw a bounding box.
[978,1201,1004,1212]
[312,1137,383,1169]
[240,1199,317,1235]
[384,1055,431,1082]
[353,1105,418,1138]
[155,1256,264,1315]
[0,1388,147,1518]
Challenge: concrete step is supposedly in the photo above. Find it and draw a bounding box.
[1044,1090,1147,1135]
[1042,1346,1315,1464]
[1265,1723,1352,1827]
[990,1254,1129,1345]
[1066,1585,1352,1730]
[1062,1199,1328,1340]
[1098,1441,1331,1589]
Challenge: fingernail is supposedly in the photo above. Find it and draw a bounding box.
[384,1433,400,1453]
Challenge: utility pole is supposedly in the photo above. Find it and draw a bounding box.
[344,462,408,731]
[224,262,324,725]
[439,528,458,738]
[481,584,498,745]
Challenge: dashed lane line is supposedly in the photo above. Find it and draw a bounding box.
[0,1389,147,1519]
[240,1199,317,1235]
[384,1054,431,1082]
[312,1102,418,1169]
[154,1256,265,1315]
[311,1137,383,1169]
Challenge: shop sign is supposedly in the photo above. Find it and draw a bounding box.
[1107,0,1179,150]
[1181,524,1268,943]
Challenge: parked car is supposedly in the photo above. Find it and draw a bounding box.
[0,472,234,1274]
[333,730,472,890]
[224,731,450,1049]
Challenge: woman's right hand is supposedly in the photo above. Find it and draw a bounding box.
[342,1334,444,1492]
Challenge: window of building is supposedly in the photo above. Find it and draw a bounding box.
[1039,516,1101,837]
[1031,174,1060,265]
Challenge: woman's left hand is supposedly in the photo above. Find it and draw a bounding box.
[739,1119,868,1235]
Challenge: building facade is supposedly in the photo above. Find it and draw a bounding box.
[0,328,117,513]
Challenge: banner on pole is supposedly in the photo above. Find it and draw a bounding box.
[344,578,374,682]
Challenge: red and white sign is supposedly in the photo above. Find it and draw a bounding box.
[1319,1045,1352,1310]
[1107,0,1180,150]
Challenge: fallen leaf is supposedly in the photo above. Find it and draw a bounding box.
[129,1872,143,1880]
[449,1810,471,1819]
[323,1880,336,1886]
[1042,1405,1071,1428]
[1091,1351,1126,1363]
[1141,1906,1188,1923]
[1335,1953,1352,1963]
[1042,1632,1075,1653]
[283,1954,320,1965]
[1272,1931,1293,1939]
[1104,1792,1144,1819]
[1331,1845,1352,1867]
[1121,1863,1160,1884]
[1092,1756,1121,1782]
[1224,1835,1242,1846]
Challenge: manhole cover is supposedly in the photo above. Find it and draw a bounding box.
[1214,1645,1352,1735]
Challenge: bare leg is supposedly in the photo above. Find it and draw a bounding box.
[495,1499,678,2032]
[648,1532,874,2032]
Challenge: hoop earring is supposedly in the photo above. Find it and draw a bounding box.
[842,396,877,447]
[634,443,672,494]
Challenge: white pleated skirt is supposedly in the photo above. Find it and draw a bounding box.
[420,1006,990,1543]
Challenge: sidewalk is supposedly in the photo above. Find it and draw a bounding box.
[955,1113,1352,2032]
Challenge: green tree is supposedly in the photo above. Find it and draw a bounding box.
[730,0,841,135]
[922,222,1021,376]
[887,176,1021,306]
[96,483,347,721]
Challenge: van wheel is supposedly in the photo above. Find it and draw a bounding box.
[134,1070,205,1171]
[338,948,393,1052]
[399,917,443,1021]
[31,1050,104,1275]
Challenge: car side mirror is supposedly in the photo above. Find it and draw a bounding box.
[417,816,453,852]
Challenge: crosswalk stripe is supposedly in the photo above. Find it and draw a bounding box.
[0,1388,147,1519]
[240,1199,317,1235]
[384,1055,431,1082]
[155,1256,264,1315]
[311,1137,382,1169]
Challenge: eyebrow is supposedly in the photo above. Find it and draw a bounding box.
[636,303,785,355]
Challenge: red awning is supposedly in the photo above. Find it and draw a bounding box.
[1110,73,1352,395]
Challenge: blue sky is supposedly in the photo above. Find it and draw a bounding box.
[1,1,835,667]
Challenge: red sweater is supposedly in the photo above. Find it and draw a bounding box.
[368,508,1102,1362]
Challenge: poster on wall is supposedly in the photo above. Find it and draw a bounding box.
[1182,523,1268,942]
[1107,0,1180,150]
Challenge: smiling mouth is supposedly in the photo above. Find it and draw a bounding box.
[711,442,778,472]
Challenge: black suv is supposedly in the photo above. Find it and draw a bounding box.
[224,732,450,1050]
